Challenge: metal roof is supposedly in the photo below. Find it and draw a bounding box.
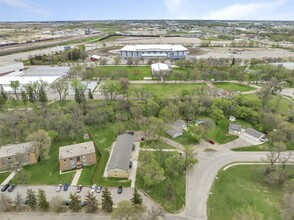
[59,141,95,159]
[151,63,170,72]
[245,128,264,139]
[120,44,188,52]
[107,134,134,171]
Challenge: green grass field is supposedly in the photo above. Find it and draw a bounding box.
[140,140,176,149]
[213,82,256,92]
[208,165,287,220]
[202,118,238,144]
[0,172,11,184]
[129,83,207,98]
[136,151,185,213]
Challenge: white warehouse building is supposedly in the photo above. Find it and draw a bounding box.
[120,45,189,59]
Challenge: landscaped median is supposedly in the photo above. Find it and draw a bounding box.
[0,171,11,184]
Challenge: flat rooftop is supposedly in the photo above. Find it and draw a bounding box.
[121,44,188,52]
[59,141,95,160]
[24,66,69,77]
[0,142,34,158]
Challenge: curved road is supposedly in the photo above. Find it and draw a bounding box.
[167,150,293,220]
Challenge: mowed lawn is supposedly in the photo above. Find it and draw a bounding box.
[129,83,207,98]
[208,165,287,220]
[0,172,11,184]
[213,82,256,92]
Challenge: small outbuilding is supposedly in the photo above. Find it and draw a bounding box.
[165,119,187,138]
[151,63,171,81]
[90,55,101,61]
[107,134,134,178]
[228,123,242,135]
[229,116,236,122]
[244,128,265,142]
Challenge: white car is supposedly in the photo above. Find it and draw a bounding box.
[90,184,97,193]
[56,184,62,192]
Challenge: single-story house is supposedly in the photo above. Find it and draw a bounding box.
[244,128,265,142]
[165,119,187,138]
[151,63,171,81]
[59,141,96,171]
[90,55,100,61]
[0,142,39,171]
[228,123,242,135]
[107,134,134,178]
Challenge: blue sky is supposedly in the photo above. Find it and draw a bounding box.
[0,0,293,21]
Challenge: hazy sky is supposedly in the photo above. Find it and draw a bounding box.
[0,0,293,21]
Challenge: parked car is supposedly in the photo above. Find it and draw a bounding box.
[260,136,268,142]
[80,201,87,207]
[77,185,82,193]
[129,161,133,168]
[56,184,62,192]
[7,184,16,192]
[208,140,215,144]
[127,131,135,135]
[63,184,69,191]
[64,200,70,206]
[1,184,10,192]
[90,184,97,193]
[117,186,123,194]
[96,186,102,193]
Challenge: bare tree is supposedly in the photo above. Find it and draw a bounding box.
[146,206,165,220]
[0,194,14,212]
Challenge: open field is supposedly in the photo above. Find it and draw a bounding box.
[129,83,207,98]
[213,82,256,92]
[141,140,176,149]
[0,172,11,183]
[136,151,185,213]
[208,165,289,220]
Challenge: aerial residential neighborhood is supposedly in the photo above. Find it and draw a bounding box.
[0,1,294,220]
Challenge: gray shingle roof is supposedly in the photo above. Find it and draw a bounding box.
[172,119,186,130]
[229,123,241,132]
[107,134,134,171]
[245,128,264,139]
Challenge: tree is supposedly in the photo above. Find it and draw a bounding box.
[165,152,185,177]
[27,130,52,160]
[99,80,120,100]
[99,58,108,66]
[52,80,68,104]
[258,84,272,108]
[119,78,129,95]
[127,57,134,66]
[101,188,113,212]
[211,107,225,125]
[0,84,8,109]
[138,152,165,187]
[37,189,49,211]
[131,188,143,205]
[88,89,94,100]
[20,90,28,106]
[14,192,24,211]
[85,192,98,213]
[111,200,146,220]
[0,194,13,212]
[187,125,203,143]
[69,193,82,212]
[159,102,180,123]
[184,147,198,170]
[25,188,37,210]
[10,80,20,100]
[38,86,48,104]
[50,196,66,213]
[114,56,121,66]
[72,79,86,105]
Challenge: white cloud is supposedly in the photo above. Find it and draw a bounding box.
[0,0,51,16]
[203,0,287,20]
[163,0,192,18]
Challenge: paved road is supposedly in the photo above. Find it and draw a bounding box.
[184,150,294,220]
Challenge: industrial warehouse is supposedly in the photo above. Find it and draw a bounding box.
[120,44,189,59]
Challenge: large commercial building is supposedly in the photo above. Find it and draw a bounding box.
[120,45,189,59]
[0,62,24,77]
[0,142,39,171]
[107,134,134,178]
[59,141,96,171]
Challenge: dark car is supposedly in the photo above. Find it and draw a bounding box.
[63,184,69,191]
[208,140,215,144]
[127,131,135,135]
[129,161,133,168]
[80,201,87,207]
[117,186,123,194]
[64,200,70,206]
[96,186,102,193]
[7,184,16,192]
[77,185,82,193]
[1,184,10,192]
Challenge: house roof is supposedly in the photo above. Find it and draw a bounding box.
[107,134,134,171]
[165,127,183,138]
[59,141,95,160]
[120,45,188,52]
[0,142,34,158]
[151,63,170,72]
[229,123,241,132]
[172,119,187,130]
[91,55,100,60]
[245,128,264,139]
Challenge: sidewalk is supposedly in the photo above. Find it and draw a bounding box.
[70,169,82,186]
[1,171,17,185]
